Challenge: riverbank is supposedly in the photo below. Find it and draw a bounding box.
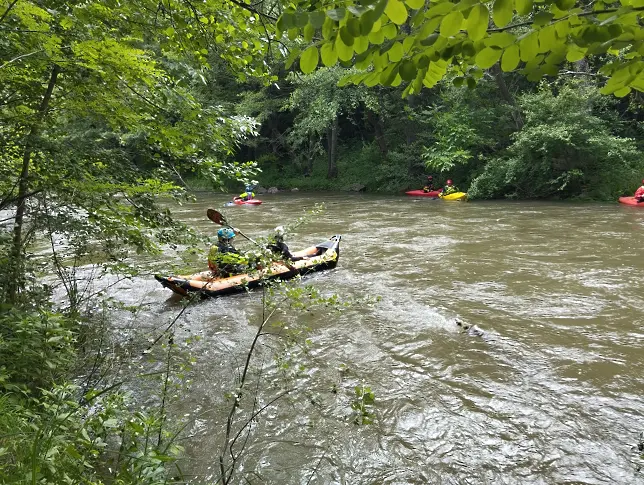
[185,142,640,201]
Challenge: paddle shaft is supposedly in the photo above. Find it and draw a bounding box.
[207,208,260,246]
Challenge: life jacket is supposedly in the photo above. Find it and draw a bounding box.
[239,191,255,200]
[208,244,247,275]
[635,185,644,200]
[443,185,457,195]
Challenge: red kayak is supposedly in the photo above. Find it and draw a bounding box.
[619,196,644,207]
[405,189,443,198]
[231,198,262,206]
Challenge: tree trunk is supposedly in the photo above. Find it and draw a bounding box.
[491,63,524,131]
[7,64,60,302]
[305,134,315,176]
[326,117,338,179]
[366,110,387,156]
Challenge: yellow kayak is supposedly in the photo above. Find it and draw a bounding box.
[439,191,467,201]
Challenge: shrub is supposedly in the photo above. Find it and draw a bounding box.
[469,84,644,200]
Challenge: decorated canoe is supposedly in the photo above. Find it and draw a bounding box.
[155,235,341,298]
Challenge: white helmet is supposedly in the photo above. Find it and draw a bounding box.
[274,226,285,240]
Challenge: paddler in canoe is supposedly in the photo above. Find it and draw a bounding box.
[635,179,644,202]
[207,221,307,278]
[423,175,440,193]
[208,227,250,277]
[238,183,256,201]
[441,179,459,196]
[267,226,308,262]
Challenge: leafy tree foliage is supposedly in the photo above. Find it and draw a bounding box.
[469,83,642,199]
[0,0,268,301]
[286,66,380,177]
[280,0,644,97]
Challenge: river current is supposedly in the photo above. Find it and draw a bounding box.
[110,192,644,484]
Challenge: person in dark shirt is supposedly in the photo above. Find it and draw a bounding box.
[267,226,305,262]
[208,227,247,276]
[423,175,437,193]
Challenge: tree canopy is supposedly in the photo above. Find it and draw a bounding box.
[279,0,644,97]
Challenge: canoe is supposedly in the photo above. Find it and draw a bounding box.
[232,198,262,205]
[619,196,644,207]
[405,189,442,198]
[155,235,341,298]
[439,192,468,201]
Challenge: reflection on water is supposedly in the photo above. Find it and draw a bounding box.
[113,193,644,484]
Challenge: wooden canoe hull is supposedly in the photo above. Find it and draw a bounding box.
[155,235,341,298]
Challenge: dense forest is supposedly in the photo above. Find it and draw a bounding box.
[232,69,643,199]
[1,0,644,483]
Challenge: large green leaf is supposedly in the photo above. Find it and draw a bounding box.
[440,11,464,38]
[321,43,338,66]
[309,12,326,29]
[492,0,513,28]
[406,0,425,8]
[326,8,347,21]
[340,26,355,46]
[385,0,408,25]
[466,4,489,42]
[519,32,539,61]
[538,26,556,53]
[399,59,417,80]
[368,28,386,44]
[304,23,315,42]
[475,46,502,68]
[565,44,586,62]
[336,35,355,61]
[354,35,370,54]
[501,44,520,71]
[300,46,319,74]
[388,41,405,62]
[515,0,533,16]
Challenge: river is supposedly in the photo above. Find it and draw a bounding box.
[115,192,644,484]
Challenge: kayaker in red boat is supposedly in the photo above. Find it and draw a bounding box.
[634,179,644,202]
[423,176,438,193]
[442,179,459,195]
[267,226,306,262]
[208,227,248,276]
[238,184,255,201]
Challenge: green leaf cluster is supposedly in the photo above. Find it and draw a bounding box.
[278,0,644,96]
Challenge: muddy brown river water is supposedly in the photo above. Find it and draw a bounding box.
[112,192,644,484]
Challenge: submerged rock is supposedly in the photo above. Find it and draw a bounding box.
[345,183,366,192]
[456,318,485,337]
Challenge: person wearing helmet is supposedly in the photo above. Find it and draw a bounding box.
[238,184,255,201]
[208,227,247,276]
[423,175,437,193]
[634,179,644,202]
[442,179,459,196]
[267,226,305,262]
